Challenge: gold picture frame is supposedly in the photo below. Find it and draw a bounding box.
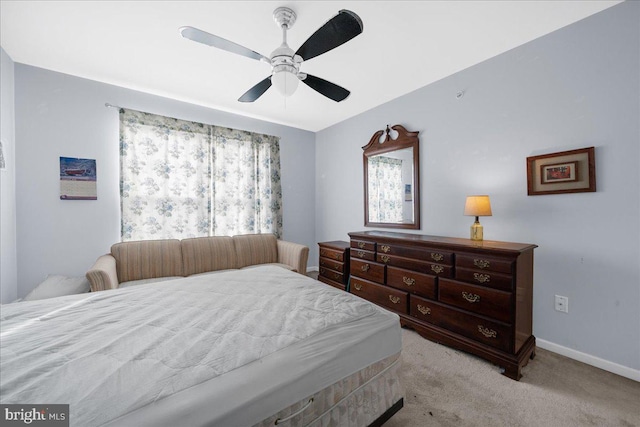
[527,147,595,195]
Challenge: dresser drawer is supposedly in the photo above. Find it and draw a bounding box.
[350,248,376,261]
[456,254,514,275]
[455,267,513,291]
[439,278,512,323]
[319,247,345,262]
[377,243,453,265]
[351,239,376,251]
[409,296,512,352]
[319,267,344,284]
[351,277,408,314]
[350,258,385,284]
[377,253,453,278]
[387,266,436,299]
[319,257,344,273]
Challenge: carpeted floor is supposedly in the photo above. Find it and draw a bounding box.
[384,328,640,427]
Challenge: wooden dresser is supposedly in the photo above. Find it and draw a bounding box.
[318,241,350,291]
[348,230,537,380]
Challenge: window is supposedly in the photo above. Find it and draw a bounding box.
[119,109,282,241]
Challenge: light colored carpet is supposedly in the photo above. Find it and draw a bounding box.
[385,328,640,427]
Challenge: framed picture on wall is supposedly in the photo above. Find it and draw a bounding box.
[526,147,595,195]
[60,157,98,200]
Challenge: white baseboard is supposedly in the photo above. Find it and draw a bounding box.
[307,266,319,272]
[537,339,640,382]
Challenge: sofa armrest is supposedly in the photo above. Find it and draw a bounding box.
[277,240,310,275]
[86,254,119,292]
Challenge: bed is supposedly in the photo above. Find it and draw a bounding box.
[1,265,403,426]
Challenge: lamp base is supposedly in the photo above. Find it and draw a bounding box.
[470,218,483,241]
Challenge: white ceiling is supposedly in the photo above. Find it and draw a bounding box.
[0,1,620,132]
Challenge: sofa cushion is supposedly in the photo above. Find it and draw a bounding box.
[118,276,184,288]
[181,236,238,276]
[111,239,183,283]
[241,263,295,272]
[233,234,278,268]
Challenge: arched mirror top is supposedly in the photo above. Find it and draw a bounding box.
[363,124,420,230]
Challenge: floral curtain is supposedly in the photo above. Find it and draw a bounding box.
[368,156,403,223]
[119,109,282,241]
[211,127,283,238]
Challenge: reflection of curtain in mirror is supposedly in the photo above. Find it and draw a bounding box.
[369,156,403,222]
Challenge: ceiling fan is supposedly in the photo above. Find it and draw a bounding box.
[179,7,363,103]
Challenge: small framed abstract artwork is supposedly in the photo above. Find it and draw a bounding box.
[527,147,595,196]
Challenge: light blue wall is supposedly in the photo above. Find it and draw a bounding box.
[14,65,316,298]
[316,2,639,372]
[0,46,17,303]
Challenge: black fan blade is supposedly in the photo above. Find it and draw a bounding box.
[295,10,363,61]
[180,26,270,62]
[238,76,272,102]
[302,74,350,102]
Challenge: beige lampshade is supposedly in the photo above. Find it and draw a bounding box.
[464,195,492,217]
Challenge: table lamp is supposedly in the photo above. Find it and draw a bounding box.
[464,195,492,241]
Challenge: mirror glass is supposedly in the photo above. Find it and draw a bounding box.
[363,125,420,229]
[367,148,414,224]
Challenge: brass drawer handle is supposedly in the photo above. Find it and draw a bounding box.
[431,265,444,274]
[403,276,415,286]
[478,325,497,338]
[320,250,326,257]
[431,253,444,262]
[361,264,370,272]
[473,273,490,283]
[389,295,401,304]
[381,255,390,263]
[320,268,326,275]
[357,250,365,258]
[380,245,391,253]
[353,283,362,291]
[417,304,431,315]
[462,291,480,303]
[474,259,490,269]
[358,242,365,249]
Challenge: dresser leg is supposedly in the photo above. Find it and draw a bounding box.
[502,364,522,381]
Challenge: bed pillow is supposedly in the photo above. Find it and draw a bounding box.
[23,275,91,301]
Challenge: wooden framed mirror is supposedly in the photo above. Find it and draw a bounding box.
[363,124,420,229]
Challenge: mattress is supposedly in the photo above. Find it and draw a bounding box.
[1,266,402,426]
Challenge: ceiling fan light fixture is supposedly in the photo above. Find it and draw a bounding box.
[272,68,299,97]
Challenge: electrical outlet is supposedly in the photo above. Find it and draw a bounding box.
[555,295,569,313]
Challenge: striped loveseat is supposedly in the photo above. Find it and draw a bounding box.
[85,234,309,292]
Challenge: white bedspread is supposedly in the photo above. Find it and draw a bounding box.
[1,266,400,426]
